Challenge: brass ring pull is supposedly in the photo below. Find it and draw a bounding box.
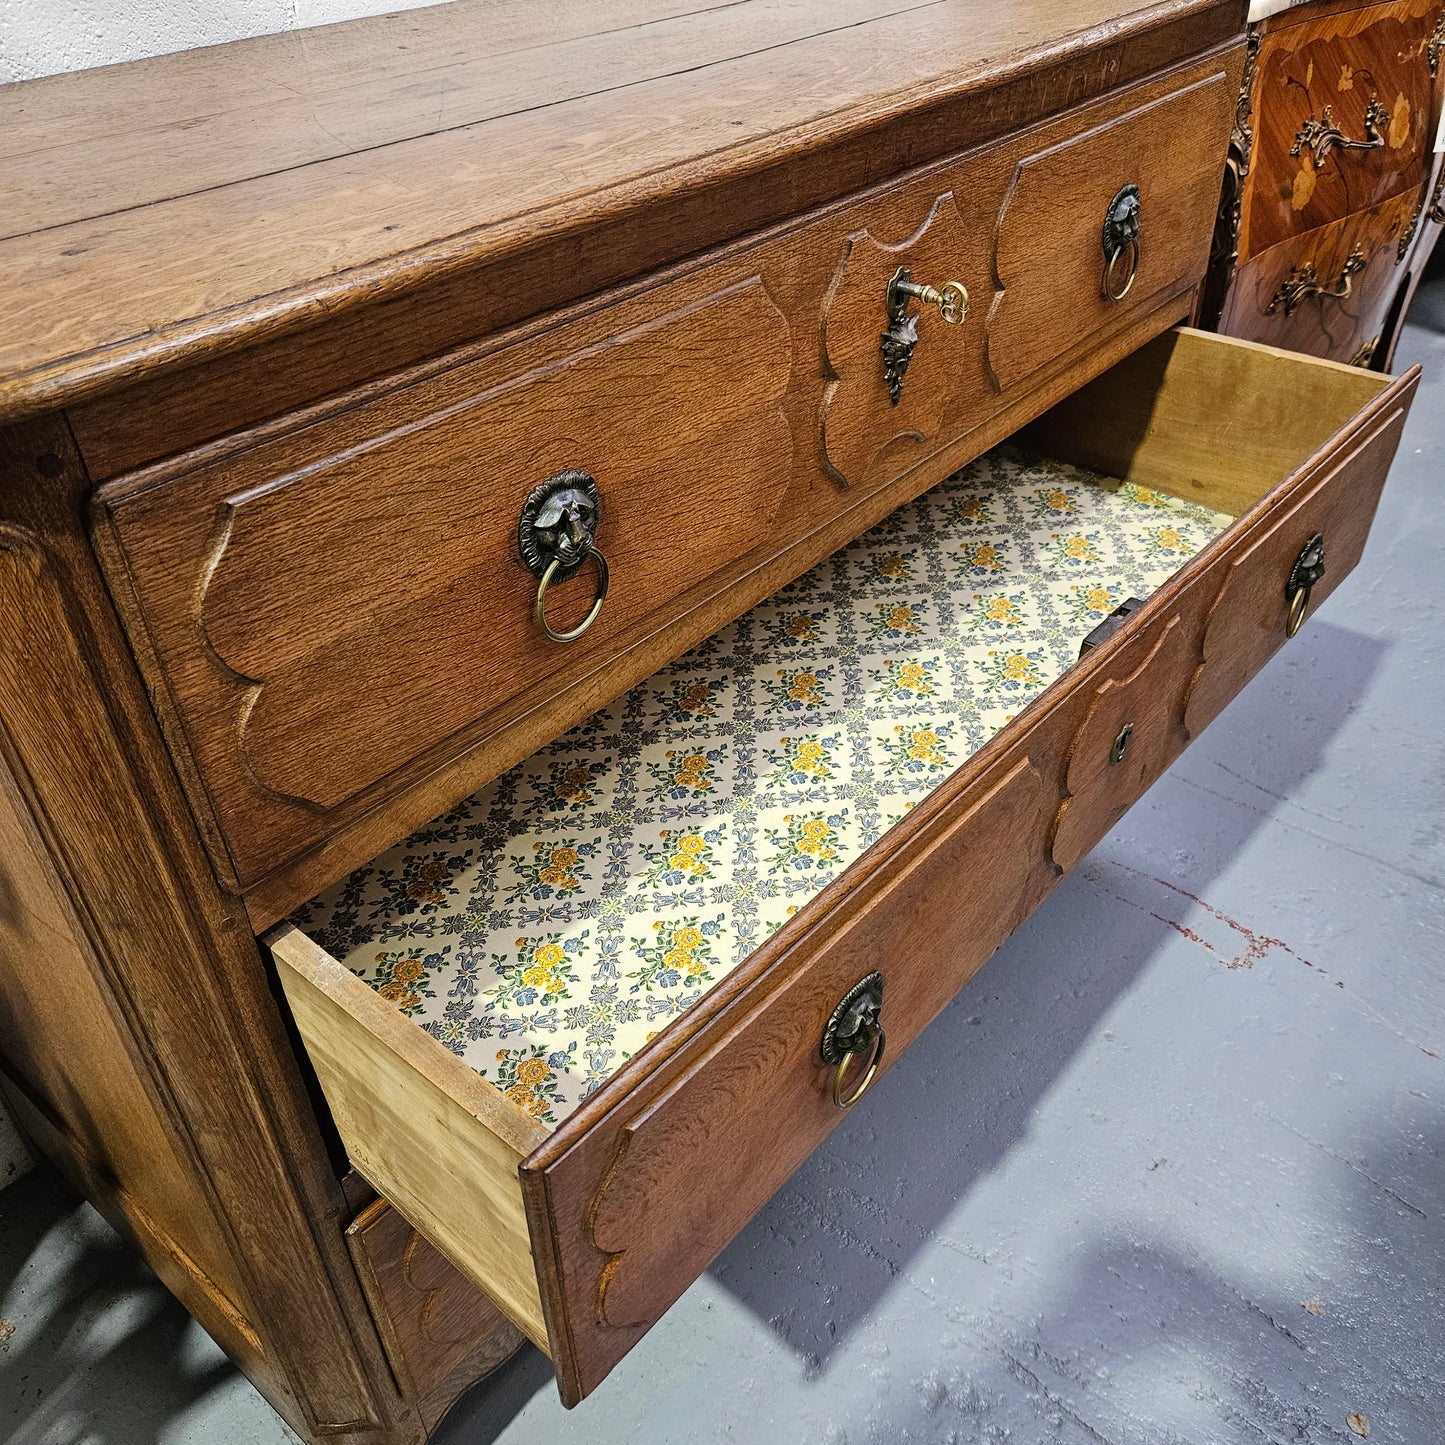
[1285,532,1326,639]
[535,547,609,644]
[832,1025,886,1109]
[820,971,885,1110]
[1100,184,1142,303]
[1102,238,1139,301]
[1286,586,1310,638]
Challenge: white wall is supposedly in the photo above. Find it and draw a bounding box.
[0,0,451,84]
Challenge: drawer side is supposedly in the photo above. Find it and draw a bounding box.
[270,925,552,1355]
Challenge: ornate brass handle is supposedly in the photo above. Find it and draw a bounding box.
[1291,96,1388,168]
[518,470,609,644]
[1426,167,1445,225]
[880,266,969,405]
[1266,248,1366,316]
[821,972,886,1110]
[1285,532,1326,638]
[1101,184,1141,302]
[1428,15,1443,77]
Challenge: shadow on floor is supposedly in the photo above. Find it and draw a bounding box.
[704,617,1386,1364]
[0,1170,256,1444]
[435,617,1390,1440]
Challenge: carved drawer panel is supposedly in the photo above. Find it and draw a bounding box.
[1219,188,1417,364]
[819,67,1234,489]
[1238,0,1441,264]
[983,73,1232,393]
[92,54,1239,920]
[96,275,794,890]
[1050,611,1197,874]
[346,1198,524,1434]
[271,329,1414,1408]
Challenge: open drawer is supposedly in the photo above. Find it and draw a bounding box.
[269,328,1416,1406]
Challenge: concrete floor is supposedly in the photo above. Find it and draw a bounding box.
[4,291,1444,1445]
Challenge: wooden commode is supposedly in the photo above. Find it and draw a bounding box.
[0,2,1420,1439]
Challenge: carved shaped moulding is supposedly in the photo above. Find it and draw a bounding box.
[207,282,793,818]
[348,1200,523,1433]
[986,73,1234,395]
[1050,614,1192,874]
[819,190,993,490]
[584,754,1053,1334]
[100,278,794,885]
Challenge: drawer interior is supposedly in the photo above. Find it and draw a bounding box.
[289,456,1232,1123]
[270,326,1398,1360]
[288,327,1390,1126]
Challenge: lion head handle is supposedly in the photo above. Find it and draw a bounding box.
[518,470,603,580]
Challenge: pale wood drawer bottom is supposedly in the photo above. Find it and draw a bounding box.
[271,328,1416,1407]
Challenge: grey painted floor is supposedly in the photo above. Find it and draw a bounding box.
[5,292,1445,1445]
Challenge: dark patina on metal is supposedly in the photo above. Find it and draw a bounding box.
[880,267,925,406]
[518,469,602,583]
[1102,183,1142,260]
[879,266,968,405]
[1288,532,1326,600]
[1078,596,1147,658]
[821,971,885,1065]
[1110,722,1134,766]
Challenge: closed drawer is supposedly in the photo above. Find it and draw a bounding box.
[93,51,1239,913]
[346,1198,524,1434]
[270,328,1415,1406]
[1221,188,1416,364]
[1240,0,1440,263]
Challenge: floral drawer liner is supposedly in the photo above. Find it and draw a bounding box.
[293,446,1233,1124]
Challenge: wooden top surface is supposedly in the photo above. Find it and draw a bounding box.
[0,0,1241,421]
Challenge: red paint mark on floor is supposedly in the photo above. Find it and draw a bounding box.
[1082,860,1441,1061]
[1084,859,1310,971]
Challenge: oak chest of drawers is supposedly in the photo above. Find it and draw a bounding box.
[0,2,1419,1440]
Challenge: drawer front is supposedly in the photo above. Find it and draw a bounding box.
[527,750,1060,1366]
[273,330,1416,1408]
[346,1199,525,1433]
[1183,408,1407,737]
[1219,188,1416,364]
[819,71,1234,488]
[98,274,794,880]
[519,334,1415,1403]
[94,52,1239,909]
[1240,0,1440,263]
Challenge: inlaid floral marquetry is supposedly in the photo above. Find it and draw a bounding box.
[294,447,1232,1123]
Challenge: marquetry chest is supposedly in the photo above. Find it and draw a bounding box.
[0,2,1418,1440]
[1203,0,1445,366]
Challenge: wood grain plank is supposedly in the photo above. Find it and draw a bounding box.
[5,0,940,235]
[0,0,725,163]
[0,1,1244,420]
